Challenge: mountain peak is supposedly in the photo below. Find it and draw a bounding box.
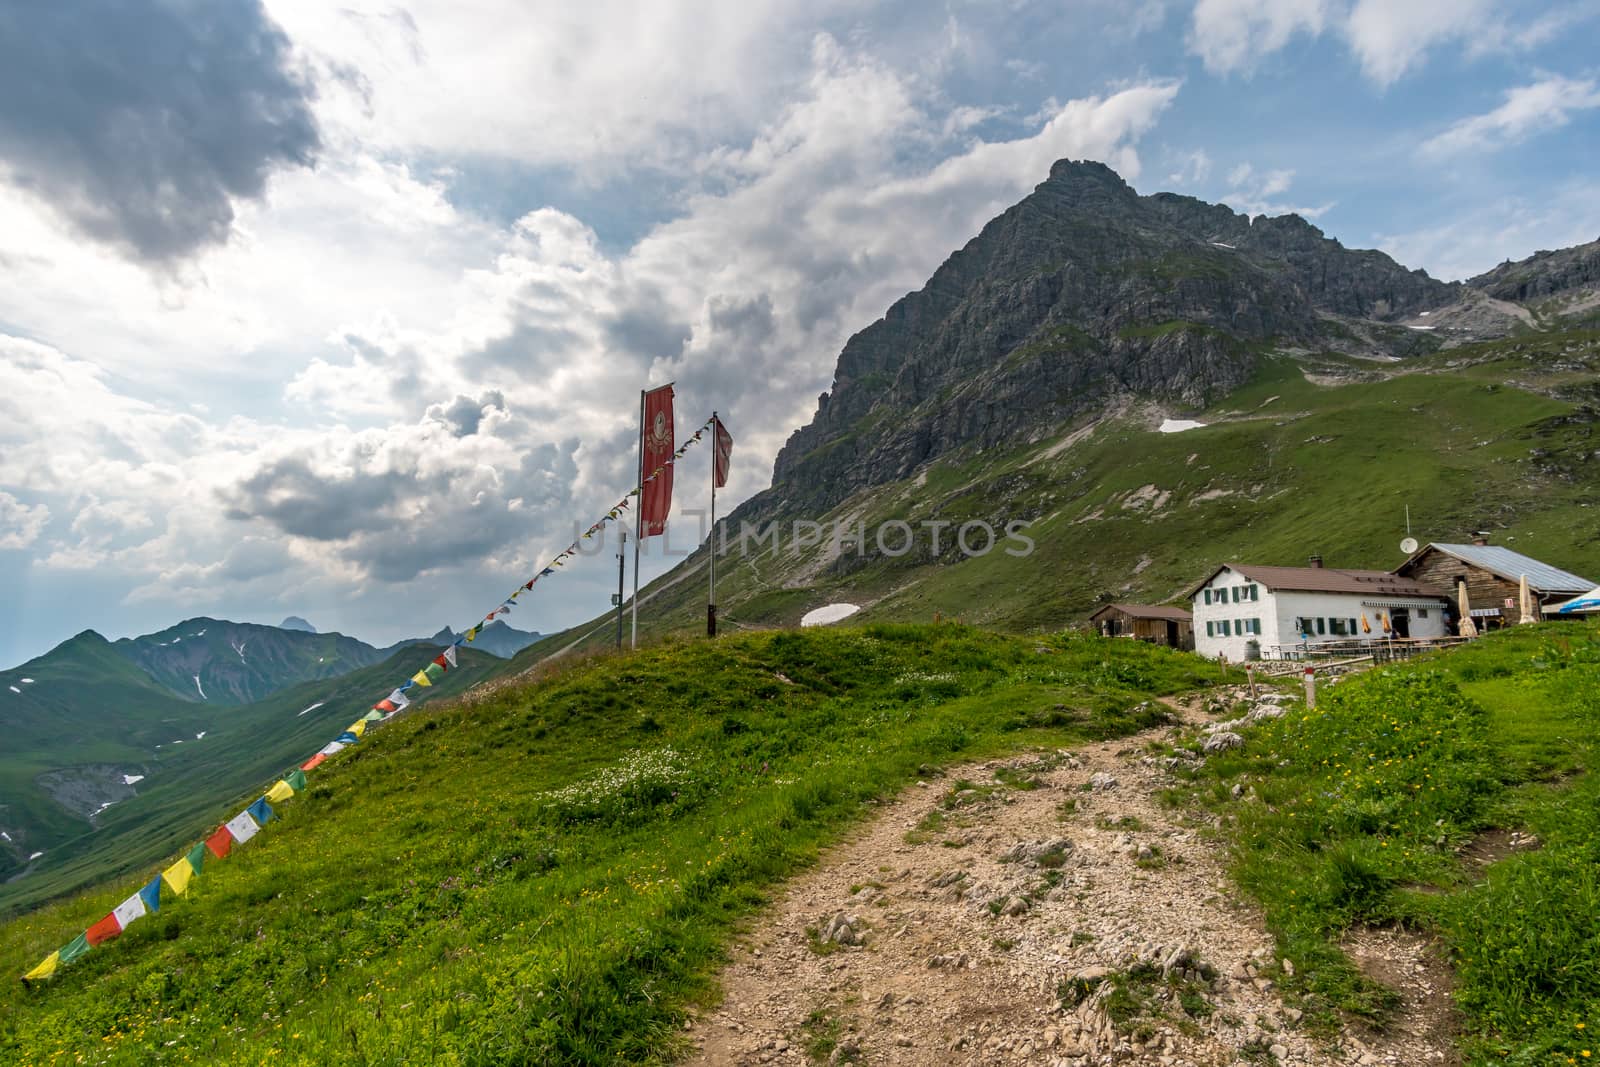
[279,616,317,633]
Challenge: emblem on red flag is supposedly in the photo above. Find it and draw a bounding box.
[640,384,675,537]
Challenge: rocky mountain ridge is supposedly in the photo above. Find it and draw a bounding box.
[752,161,1594,523]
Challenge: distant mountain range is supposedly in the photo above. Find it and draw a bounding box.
[0,613,541,909]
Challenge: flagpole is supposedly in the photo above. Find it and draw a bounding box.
[632,388,644,650]
[708,411,717,638]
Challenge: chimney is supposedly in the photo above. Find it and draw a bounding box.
[1308,555,1324,569]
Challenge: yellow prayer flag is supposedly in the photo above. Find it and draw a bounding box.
[265,779,295,804]
[348,719,367,738]
[163,857,195,896]
[411,670,433,688]
[24,950,60,981]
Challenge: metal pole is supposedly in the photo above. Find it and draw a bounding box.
[708,412,717,639]
[615,528,626,651]
[631,389,644,650]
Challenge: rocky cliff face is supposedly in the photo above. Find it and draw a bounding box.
[1469,237,1600,305]
[760,160,1456,517]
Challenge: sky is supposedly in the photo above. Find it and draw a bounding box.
[1,0,1598,668]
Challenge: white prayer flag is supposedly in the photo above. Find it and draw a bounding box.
[112,892,147,931]
[224,811,260,845]
[443,645,457,668]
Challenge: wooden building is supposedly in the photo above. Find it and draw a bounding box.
[1089,603,1193,649]
[1394,540,1595,627]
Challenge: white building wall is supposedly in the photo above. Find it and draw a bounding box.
[1192,567,1448,660]
[1191,568,1277,662]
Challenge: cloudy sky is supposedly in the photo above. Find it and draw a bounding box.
[1,0,1597,667]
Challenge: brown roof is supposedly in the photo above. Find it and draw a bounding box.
[1090,603,1193,622]
[1186,564,1445,600]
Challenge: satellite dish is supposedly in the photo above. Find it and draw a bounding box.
[1400,537,1419,554]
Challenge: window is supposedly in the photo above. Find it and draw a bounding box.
[1417,608,1429,618]
[1219,620,1231,636]
[1203,589,1211,605]
[1331,618,1348,636]
[1295,617,1311,635]
[1315,617,1326,635]
[1231,586,1241,603]
[1206,621,1215,637]
[1247,585,1259,601]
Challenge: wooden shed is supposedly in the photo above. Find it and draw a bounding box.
[1089,603,1194,649]
[1393,540,1595,627]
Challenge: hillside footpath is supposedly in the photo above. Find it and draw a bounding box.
[689,692,1452,1066]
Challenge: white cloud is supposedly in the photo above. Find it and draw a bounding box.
[1342,0,1491,86]
[1375,179,1600,281]
[1187,0,1587,85]
[1167,148,1212,185]
[1221,162,1331,217]
[0,491,49,550]
[1420,75,1600,157]
[1187,0,1330,75]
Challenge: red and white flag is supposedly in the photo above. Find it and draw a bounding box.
[640,384,675,537]
[713,415,733,489]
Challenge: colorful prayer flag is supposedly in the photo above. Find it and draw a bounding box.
[161,857,194,895]
[362,709,385,721]
[334,732,358,745]
[139,874,161,914]
[442,645,457,669]
[205,825,234,860]
[265,779,295,804]
[424,661,444,681]
[348,719,367,738]
[186,841,207,876]
[286,770,307,792]
[301,752,328,771]
[58,934,90,965]
[388,689,410,710]
[112,890,147,931]
[23,950,60,982]
[411,669,433,687]
[85,912,121,947]
[224,811,260,846]
[432,652,450,671]
[246,797,274,826]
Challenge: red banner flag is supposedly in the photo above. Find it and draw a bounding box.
[85,913,122,947]
[639,384,675,537]
[712,415,733,489]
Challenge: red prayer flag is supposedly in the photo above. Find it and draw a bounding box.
[375,699,397,713]
[86,912,122,947]
[713,415,733,489]
[639,384,674,537]
[301,753,327,771]
[432,653,449,670]
[205,825,234,860]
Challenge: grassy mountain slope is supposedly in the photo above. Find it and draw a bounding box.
[527,330,1599,656]
[0,626,1215,1065]
[111,617,389,705]
[0,645,501,916]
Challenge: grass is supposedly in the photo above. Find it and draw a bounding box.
[0,625,1214,1066]
[1176,620,1600,1064]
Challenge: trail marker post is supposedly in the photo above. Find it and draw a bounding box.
[1303,666,1316,710]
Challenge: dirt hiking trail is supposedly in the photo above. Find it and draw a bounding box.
[687,690,1454,1067]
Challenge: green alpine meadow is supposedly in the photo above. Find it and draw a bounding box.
[0,626,1215,1064]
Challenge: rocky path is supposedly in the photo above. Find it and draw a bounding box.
[686,691,1453,1066]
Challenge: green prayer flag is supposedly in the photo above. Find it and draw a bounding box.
[186,840,208,877]
[58,933,90,965]
[286,769,307,792]
[425,661,445,680]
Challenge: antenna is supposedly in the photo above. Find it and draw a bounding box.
[1404,504,1411,536]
